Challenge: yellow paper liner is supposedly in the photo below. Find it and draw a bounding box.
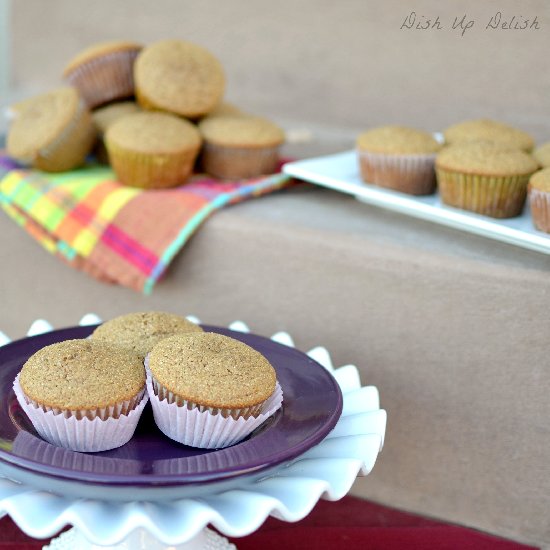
[436,167,531,218]
[357,149,437,195]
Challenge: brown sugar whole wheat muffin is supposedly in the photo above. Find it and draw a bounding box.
[7,87,95,172]
[198,115,285,179]
[356,126,442,195]
[134,39,225,118]
[443,118,534,152]
[15,339,147,452]
[105,111,202,188]
[91,311,203,360]
[63,41,142,108]
[436,141,538,218]
[528,168,550,233]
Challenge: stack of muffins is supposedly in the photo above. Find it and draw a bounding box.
[14,311,283,452]
[5,40,285,187]
[356,119,550,231]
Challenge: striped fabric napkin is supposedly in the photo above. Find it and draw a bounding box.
[0,155,290,293]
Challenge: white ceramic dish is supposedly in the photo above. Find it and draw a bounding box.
[283,150,550,255]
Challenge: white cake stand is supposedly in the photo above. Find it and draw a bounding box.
[0,315,386,549]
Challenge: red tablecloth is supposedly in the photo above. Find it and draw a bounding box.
[0,496,538,549]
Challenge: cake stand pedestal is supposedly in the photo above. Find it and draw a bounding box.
[0,316,386,550]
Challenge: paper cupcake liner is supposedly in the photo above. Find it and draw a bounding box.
[145,367,283,449]
[106,140,200,188]
[35,99,96,172]
[65,49,140,108]
[13,374,148,453]
[436,167,530,218]
[357,149,437,195]
[201,143,280,179]
[529,187,550,233]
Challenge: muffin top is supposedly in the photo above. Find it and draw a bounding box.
[134,39,225,118]
[149,332,277,409]
[533,142,550,169]
[443,118,534,152]
[356,126,441,155]
[7,87,84,163]
[19,339,145,411]
[530,168,550,192]
[436,142,538,176]
[205,101,244,119]
[91,311,203,359]
[63,41,142,75]
[105,112,201,154]
[198,116,285,147]
[92,101,142,135]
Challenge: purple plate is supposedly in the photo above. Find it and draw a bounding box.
[0,325,342,500]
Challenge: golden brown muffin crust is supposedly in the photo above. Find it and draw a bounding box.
[149,332,276,409]
[198,116,285,148]
[356,126,441,155]
[533,142,550,169]
[91,311,203,359]
[92,101,142,135]
[19,339,145,411]
[134,39,225,118]
[436,142,538,176]
[443,118,534,151]
[105,112,201,154]
[63,41,142,75]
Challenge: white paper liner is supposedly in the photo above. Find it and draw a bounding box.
[145,367,283,449]
[13,374,148,453]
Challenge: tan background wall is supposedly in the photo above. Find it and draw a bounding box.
[5,0,550,141]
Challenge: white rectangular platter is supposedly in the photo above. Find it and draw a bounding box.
[283,150,550,255]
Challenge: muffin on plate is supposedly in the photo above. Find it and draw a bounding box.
[532,142,550,169]
[91,311,203,360]
[443,118,534,152]
[105,111,202,188]
[92,101,142,163]
[147,332,283,449]
[198,115,285,179]
[529,168,550,233]
[7,87,95,172]
[63,41,142,108]
[356,126,442,195]
[134,39,225,119]
[14,339,147,452]
[435,141,538,218]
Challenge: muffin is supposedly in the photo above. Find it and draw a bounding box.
[147,332,283,448]
[529,168,550,233]
[6,87,95,172]
[91,311,203,360]
[92,101,142,163]
[205,101,244,119]
[134,39,225,118]
[14,339,148,452]
[198,115,285,179]
[443,118,534,152]
[533,142,550,169]
[356,126,442,195]
[104,111,202,188]
[436,141,538,218]
[63,41,142,108]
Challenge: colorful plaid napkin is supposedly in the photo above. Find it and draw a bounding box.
[0,155,290,293]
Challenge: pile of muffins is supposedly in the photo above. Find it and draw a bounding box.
[6,40,285,187]
[14,312,283,453]
[356,119,550,231]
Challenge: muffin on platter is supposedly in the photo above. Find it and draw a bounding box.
[435,141,538,218]
[356,125,442,195]
[528,168,550,233]
[91,311,203,360]
[14,339,148,452]
[146,332,283,449]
